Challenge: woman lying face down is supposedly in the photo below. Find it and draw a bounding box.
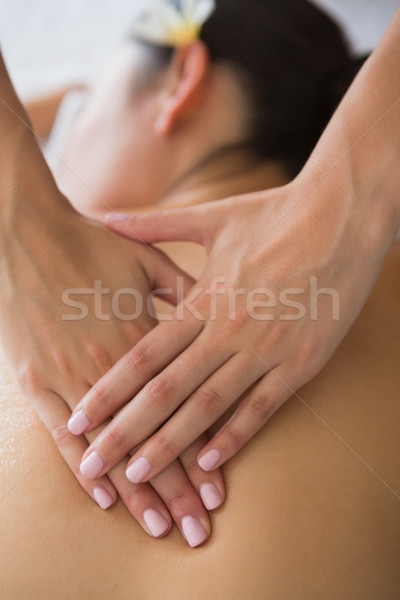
[41,0,367,217]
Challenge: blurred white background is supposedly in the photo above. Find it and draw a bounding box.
[0,0,398,99]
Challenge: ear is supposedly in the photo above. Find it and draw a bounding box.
[154,41,210,136]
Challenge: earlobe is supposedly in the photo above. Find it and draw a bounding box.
[154,107,174,136]
[154,41,210,137]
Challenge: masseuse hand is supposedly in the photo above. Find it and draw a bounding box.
[0,190,224,546]
[0,51,223,547]
[70,164,398,483]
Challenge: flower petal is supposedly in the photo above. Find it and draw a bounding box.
[131,0,185,46]
[192,0,216,25]
[154,1,186,31]
[130,0,215,47]
[181,0,198,21]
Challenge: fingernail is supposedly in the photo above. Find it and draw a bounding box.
[181,516,208,548]
[143,509,169,537]
[200,483,223,510]
[80,452,104,479]
[105,212,131,223]
[93,487,114,510]
[198,449,221,472]
[126,456,152,484]
[68,410,90,435]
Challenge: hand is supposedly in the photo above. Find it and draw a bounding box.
[69,175,395,482]
[83,429,224,547]
[0,196,224,545]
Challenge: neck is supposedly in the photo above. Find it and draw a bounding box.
[158,146,289,209]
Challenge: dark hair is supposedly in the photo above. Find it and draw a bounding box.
[133,0,368,178]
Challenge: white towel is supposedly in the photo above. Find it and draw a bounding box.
[42,89,87,175]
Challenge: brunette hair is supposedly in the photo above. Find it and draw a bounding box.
[133,0,368,177]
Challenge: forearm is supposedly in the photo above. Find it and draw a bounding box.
[297,7,400,247]
[0,52,69,222]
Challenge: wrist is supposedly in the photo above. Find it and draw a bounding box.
[294,107,400,264]
[290,153,396,275]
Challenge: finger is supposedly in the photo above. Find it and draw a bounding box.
[75,402,173,539]
[179,434,225,511]
[197,365,294,470]
[35,390,117,510]
[105,204,215,246]
[150,457,211,548]
[142,247,196,306]
[76,336,232,478]
[122,353,265,482]
[105,459,173,539]
[86,429,210,547]
[67,315,205,435]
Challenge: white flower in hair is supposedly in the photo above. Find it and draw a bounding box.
[130,0,216,47]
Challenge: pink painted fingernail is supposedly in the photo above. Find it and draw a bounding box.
[105,212,131,223]
[198,449,221,472]
[181,516,208,548]
[143,509,169,537]
[93,487,114,510]
[80,452,104,479]
[200,483,223,510]
[126,457,152,483]
[68,410,90,435]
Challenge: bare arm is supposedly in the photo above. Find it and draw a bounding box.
[298,5,400,238]
[0,51,225,545]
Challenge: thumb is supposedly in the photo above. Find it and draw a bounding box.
[142,247,196,306]
[105,205,215,247]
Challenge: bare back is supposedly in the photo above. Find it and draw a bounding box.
[0,246,399,600]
